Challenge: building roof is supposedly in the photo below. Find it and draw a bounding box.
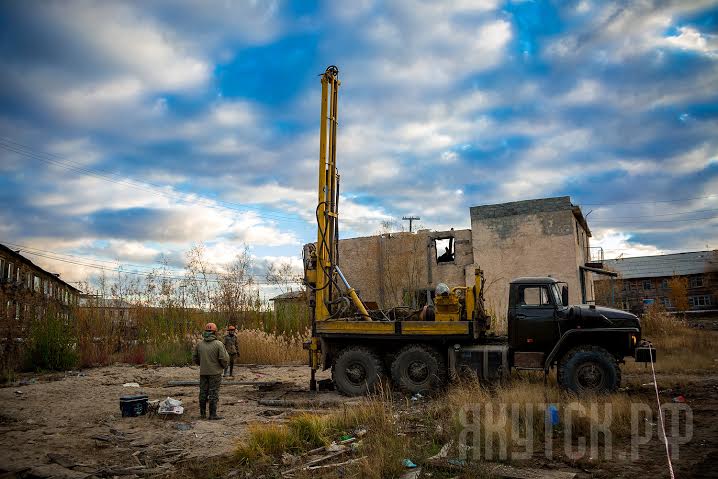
[0,243,82,293]
[269,290,306,301]
[469,196,591,236]
[602,250,717,280]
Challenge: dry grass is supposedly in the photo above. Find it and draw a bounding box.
[235,388,412,478]
[234,328,307,364]
[439,377,644,457]
[234,378,651,477]
[625,305,718,374]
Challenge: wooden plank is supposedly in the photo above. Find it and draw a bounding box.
[486,464,577,479]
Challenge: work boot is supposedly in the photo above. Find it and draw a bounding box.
[208,401,223,420]
[199,400,207,419]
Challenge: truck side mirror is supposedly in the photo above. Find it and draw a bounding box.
[561,286,569,307]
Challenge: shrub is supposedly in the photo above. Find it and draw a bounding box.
[640,304,685,337]
[26,307,78,371]
[145,341,193,366]
[236,423,299,464]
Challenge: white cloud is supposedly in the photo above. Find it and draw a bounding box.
[591,230,665,259]
[667,143,718,174]
[665,26,718,57]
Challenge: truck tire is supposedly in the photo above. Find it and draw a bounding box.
[558,346,621,395]
[332,346,384,397]
[390,344,446,394]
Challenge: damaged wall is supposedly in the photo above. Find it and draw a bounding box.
[337,229,474,308]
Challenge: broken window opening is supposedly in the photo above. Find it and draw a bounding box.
[435,237,455,264]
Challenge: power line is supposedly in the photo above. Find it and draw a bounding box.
[591,207,718,220]
[10,246,273,285]
[579,194,718,206]
[591,214,718,224]
[0,137,308,225]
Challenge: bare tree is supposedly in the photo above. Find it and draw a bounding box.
[266,261,302,294]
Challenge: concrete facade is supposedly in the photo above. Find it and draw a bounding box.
[470,197,594,324]
[337,197,596,326]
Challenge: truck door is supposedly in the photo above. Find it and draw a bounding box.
[509,285,558,352]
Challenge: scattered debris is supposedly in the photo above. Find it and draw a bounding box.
[123,382,141,387]
[399,467,423,479]
[402,458,418,468]
[305,457,366,471]
[484,463,577,479]
[158,397,183,415]
[166,379,280,389]
[428,441,452,460]
[547,404,560,426]
[14,390,23,395]
[257,398,344,408]
[410,392,424,401]
[317,378,334,391]
[174,422,193,431]
[673,395,687,403]
[47,453,82,469]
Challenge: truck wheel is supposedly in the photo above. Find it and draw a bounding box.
[332,346,384,397]
[391,344,446,394]
[558,346,621,395]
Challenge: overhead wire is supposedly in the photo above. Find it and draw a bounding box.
[9,245,274,285]
[579,194,718,206]
[0,137,308,225]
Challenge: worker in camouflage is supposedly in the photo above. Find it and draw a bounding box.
[192,322,229,420]
[223,325,239,377]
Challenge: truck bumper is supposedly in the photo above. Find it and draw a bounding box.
[634,341,657,363]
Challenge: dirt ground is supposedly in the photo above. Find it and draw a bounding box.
[0,364,342,477]
[1,365,717,478]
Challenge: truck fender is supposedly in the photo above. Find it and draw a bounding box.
[544,327,639,371]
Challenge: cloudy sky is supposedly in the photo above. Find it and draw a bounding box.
[1,0,717,288]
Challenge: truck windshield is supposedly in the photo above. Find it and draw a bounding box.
[551,283,563,306]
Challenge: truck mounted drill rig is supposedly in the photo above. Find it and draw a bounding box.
[303,66,656,397]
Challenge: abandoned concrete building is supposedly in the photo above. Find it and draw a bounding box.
[337,196,605,322]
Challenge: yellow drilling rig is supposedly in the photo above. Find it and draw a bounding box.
[302,66,490,396]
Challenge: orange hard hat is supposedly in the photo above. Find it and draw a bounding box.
[204,322,217,332]
[228,325,236,331]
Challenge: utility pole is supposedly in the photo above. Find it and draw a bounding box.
[402,216,421,233]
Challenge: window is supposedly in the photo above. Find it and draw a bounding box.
[7,263,14,282]
[643,280,653,290]
[689,275,704,288]
[688,295,712,308]
[520,286,551,306]
[0,258,5,279]
[34,276,41,292]
[660,279,669,289]
[434,238,455,264]
[661,297,672,308]
[16,266,21,283]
